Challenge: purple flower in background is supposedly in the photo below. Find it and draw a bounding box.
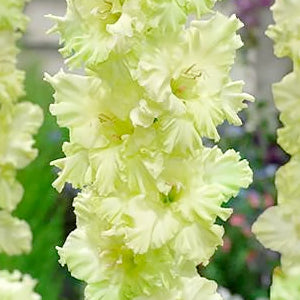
[260,0,274,7]
[235,0,274,28]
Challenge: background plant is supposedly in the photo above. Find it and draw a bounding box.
[0,0,293,299]
[0,0,43,298]
[252,0,300,299]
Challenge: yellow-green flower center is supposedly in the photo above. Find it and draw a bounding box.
[171,64,202,100]
[96,1,122,24]
[98,113,133,142]
[160,185,180,204]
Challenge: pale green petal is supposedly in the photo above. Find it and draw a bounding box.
[276,158,300,205]
[177,185,232,224]
[183,79,253,141]
[134,275,222,300]
[130,99,158,128]
[125,154,162,194]
[88,55,143,117]
[123,130,164,194]
[158,114,202,154]
[51,142,92,192]
[181,275,222,300]
[218,80,254,126]
[0,102,43,169]
[47,69,137,149]
[0,31,25,104]
[73,190,99,227]
[0,211,32,255]
[273,71,300,155]
[266,0,300,60]
[0,166,23,212]
[47,71,104,128]
[137,13,246,141]
[136,32,185,101]
[173,223,224,265]
[57,228,104,283]
[133,290,179,300]
[142,0,187,32]
[185,0,217,16]
[48,0,133,67]
[162,147,251,224]
[271,268,300,300]
[186,13,242,75]
[47,71,108,148]
[125,197,180,254]
[89,145,123,196]
[200,147,253,199]
[0,0,28,31]
[252,206,300,258]
[85,282,120,300]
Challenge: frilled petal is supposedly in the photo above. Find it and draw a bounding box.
[181,275,222,300]
[47,71,108,148]
[48,0,134,67]
[173,223,224,265]
[0,211,32,255]
[141,0,187,32]
[276,158,300,205]
[122,129,164,194]
[47,69,138,149]
[0,0,28,31]
[133,275,222,300]
[176,185,231,224]
[85,282,121,300]
[57,228,105,284]
[0,166,23,212]
[58,192,180,297]
[162,147,252,224]
[89,145,124,196]
[220,80,254,125]
[136,33,185,101]
[137,13,248,141]
[273,71,300,155]
[130,99,158,128]
[185,13,243,83]
[0,31,25,104]
[182,79,253,141]
[266,0,300,60]
[158,114,202,155]
[0,102,43,169]
[124,196,180,254]
[252,205,300,258]
[270,268,300,300]
[200,147,253,199]
[51,142,92,192]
